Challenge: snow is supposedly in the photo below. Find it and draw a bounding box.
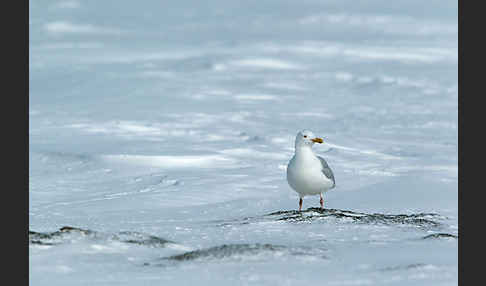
[30,0,457,285]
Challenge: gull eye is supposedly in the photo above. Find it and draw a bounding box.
[303,135,307,138]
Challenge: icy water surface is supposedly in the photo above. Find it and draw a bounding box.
[30,0,457,285]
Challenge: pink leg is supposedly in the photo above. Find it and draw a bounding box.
[299,198,303,211]
[320,193,324,209]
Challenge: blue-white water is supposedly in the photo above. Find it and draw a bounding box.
[29,1,458,285]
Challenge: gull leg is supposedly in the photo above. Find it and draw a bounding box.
[320,193,324,209]
[299,198,303,212]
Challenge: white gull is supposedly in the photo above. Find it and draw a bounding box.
[286,130,335,211]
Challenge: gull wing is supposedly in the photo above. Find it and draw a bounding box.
[317,155,335,188]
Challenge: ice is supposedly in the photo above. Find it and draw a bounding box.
[102,154,238,169]
[229,58,304,70]
[44,21,122,35]
[30,0,457,285]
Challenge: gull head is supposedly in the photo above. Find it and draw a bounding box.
[295,130,324,149]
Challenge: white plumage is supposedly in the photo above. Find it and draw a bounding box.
[286,130,335,211]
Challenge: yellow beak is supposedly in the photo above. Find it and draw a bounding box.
[311,137,324,143]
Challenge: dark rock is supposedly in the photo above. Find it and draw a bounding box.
[29,226,172,248]
[59,226,93,235]
[265,208,442,228]
[422,233,458,239]
[380,263,428,271]
[117,231,171,247]
[164,244,285,262]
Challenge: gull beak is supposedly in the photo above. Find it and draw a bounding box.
[311,137,324,144]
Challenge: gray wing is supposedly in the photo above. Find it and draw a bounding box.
[317,156,335,188]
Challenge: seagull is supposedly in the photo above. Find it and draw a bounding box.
[286,130,335,211]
